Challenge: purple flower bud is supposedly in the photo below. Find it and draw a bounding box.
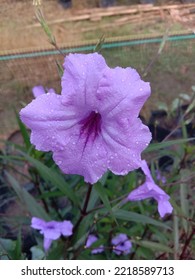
[32,85,55,98]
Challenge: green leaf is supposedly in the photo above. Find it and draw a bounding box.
[15,230,23,260]
[113,209,171,229]
[173,210,179,259]
[55,60,64,78]
[94,183,117,223]
[30,246,45,260]
[21,152,79,206]
[0,238,15,259]
[133,240,173,254]
[180,169,190,233]
[5,171,50,220]
[46,241,64,260]
[145,138,195,153]
[15,111,31,150]
[94,34,105,53]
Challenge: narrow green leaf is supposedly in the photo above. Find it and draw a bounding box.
[113,209,171,229]
[55,60,64,78]
[173,210,179,259]
[180,169,190,233]
[5,171,50,220]
[94,184,117,223]
[94,35,105,53]
[15,111,31,150]
[15,230,22,260]
[145,138,195,153]
[133,240,173,254]
[21,152,79,206]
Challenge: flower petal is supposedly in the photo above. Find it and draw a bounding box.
[31,217,46,230]
[60,221,73,237]
[127,160,173,218]
[32,85,46,98]
[112,234,132,255]
[102,118,151,175]
[20,92,83,152]
[43,238,53,251]
[85,234,104,254]
[43,221,61,240]
[61,53,107,111]
[53,134,108,184]
[97,67,151,118]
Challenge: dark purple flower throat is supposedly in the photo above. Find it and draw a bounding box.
[79,111,102,144]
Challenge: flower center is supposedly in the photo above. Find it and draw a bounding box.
[79,111,102,145]
[46,225,55,230]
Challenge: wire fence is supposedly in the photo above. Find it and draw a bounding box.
[0,31,195,142]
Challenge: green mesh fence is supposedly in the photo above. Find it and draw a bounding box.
[0,32,195,141]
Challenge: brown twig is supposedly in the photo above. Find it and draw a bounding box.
[179,227,195,259]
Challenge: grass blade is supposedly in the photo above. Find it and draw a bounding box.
[5,171,50,220]
[113,209,171,229]
[21,152,79,206]
[145,138,195,153]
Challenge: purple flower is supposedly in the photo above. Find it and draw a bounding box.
[127,160,173,218]
[20,53,151,184]
[31,217,73,251]
[32,85,55,98]
[112,233,132,255]
[155,170,166,184]
[85,234,104,254]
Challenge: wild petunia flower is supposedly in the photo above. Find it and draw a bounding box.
[111,233,132,255]
[20,53,151,184]
[127,160,173,218]
[31,217,73,251]
[85,234,104,254]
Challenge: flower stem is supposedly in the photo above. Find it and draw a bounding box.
[63,184,93,260]
[73,183,93,233]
